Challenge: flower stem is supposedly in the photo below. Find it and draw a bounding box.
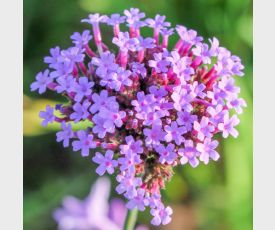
[124,208,138,230]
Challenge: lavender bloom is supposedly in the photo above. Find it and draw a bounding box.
[171,86,193,112]
[178,140,199,167]
[148,52,170,73]
[44,46,61,67]
[197,138,220,164]
[137,37,156,50]
[164,121,187,145]
[107,14,126,25]
[116,174,142,199]
[146,15,171,30]
[56,122,74,147]
[193,116,215,141]
[72,130,96,157]
[92,150,118,175]
[59,47,85,64]
[74,77,94,102]
[155,143,177,164]
[90,90,119,114]
[207,104,228,126]
[218,114,240,138]
[70,30,93,48]
[32,9,246,226]
[50,61,74,79]
[150,205,173,226]
[53,178,125,230]
[126,188,146,211]
[120,136,143,155]
[30,69,52,94]
[131,62,147,78]
[70,100,91,122]
[112,32,139,52]
[56,75,76,93]
[124,8,145,25]
[108,68,133,91]
[227,96,247,114]
[81,13,108,25]
[92,115,109,138]
[143,124,165,146]
[92,51,118,78]
[39,105,55,127]
[176,111,198,131]
[118,152,142,174]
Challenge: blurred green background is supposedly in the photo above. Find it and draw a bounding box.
[23,0,252,229]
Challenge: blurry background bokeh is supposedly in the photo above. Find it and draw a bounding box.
[23,0,252,229]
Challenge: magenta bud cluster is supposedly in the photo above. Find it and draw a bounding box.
[31,8,246,226]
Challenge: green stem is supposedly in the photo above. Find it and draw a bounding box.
[124,208,138,230]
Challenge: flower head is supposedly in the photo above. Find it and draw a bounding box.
[32,9,246,226]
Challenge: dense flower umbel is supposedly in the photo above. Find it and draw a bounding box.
[31,8,246,226]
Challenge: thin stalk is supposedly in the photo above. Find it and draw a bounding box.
[124,208,138,230]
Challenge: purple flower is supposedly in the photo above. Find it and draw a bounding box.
[92,115,109,138]
[176,111,198,131]
[155,143,177,164]
[176,25,203,46]
[120,136,143,155]
[218,77,240,99]
[131,62,147,78]
[148,52,170,73]
[56,122,74,147]
[193,116,214,141]
[72,130,96,157]
[227,96,247,114]
[98,108,126,128]
[92,51,118,78]
[112,32,139,52]
[116,174,142,199]
[164,121,187,145]
[126,188,146,211]
[74,77,94,102]
[70,100,91,122]
[30,69,52,94]
[107,14,126,25]
[81,13,108,25]
[143,123,165,146]
[171,86,193,112]
[178,140,199,167]
[70,30,93,47]
[150,205,173,226]
[50,61,74,79]
[31,9,246,226]
[137,37,156,50]
[192,43,212,64]
[39,105,55,127]
[53,178,126,230]
[90,90,119,114]
[196,138,220,164]
[108,68,133,91]
[190,81,206,99]
[118,152,142,174]
[207,104,228,126]
[124,8,145,25]
[55,75,76,93]
[44,46,61,67]
[218,114,240,138]
[92,150,118,176]
[146,15,171,30]
[59,47,85,63]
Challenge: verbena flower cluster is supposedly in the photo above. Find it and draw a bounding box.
[31,8,246,226]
